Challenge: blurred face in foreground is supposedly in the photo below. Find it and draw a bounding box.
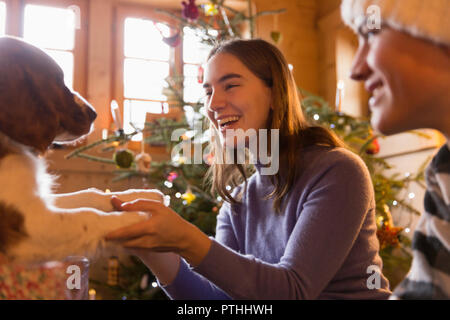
[350,25,450,138]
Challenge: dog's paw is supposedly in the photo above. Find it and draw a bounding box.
[114,189,165,205]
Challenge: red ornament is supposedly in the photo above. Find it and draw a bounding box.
[182,0,199,21]
[366,138,380,155]
[376,224,403,250]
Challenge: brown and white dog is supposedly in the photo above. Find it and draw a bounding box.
[0,36,162,264]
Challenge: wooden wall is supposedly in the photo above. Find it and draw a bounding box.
[253,0,319,95]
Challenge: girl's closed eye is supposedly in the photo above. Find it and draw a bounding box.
[225,84,240,91]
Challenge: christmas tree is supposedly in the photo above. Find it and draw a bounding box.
[67,0,427,298]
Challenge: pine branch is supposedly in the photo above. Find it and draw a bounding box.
[73,153,116,165]
[253,8,287,18]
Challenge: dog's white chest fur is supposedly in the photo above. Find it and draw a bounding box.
[0,147,160,264]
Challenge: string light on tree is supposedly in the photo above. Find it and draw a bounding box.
[164,181,173,188]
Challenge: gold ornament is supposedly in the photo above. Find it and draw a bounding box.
[270,31,282,44]
[113,149,134,169]
[181,190,196,205]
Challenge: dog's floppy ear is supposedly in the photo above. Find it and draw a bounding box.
[0,201,28,255]
[0,37,62,152]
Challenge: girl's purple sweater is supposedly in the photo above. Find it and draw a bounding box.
[160,146,391,300]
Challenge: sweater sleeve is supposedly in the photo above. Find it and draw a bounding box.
[192,154,375,299]
[158,201,239,300]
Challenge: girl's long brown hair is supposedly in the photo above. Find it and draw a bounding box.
[204,39,345,214]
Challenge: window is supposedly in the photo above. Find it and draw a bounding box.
[114,8,217,146]
[0,0,88,95]
[0,2,5,36]
[23,4,77,89]
[182,27,215,124]
[182,27,212,104]
[122,17,172,141]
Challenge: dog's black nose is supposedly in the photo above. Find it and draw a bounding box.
[86,105,97,122]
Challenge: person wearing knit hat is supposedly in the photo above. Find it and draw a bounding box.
[341,0,450,299]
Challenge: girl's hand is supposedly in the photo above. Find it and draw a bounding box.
[105,197,212,267]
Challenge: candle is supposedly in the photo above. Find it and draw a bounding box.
[335,80,345,113]
[110,100,123,130]
[88,288,96,300]
[102,129,108,140]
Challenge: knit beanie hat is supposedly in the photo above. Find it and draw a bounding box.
[341,0,450,46]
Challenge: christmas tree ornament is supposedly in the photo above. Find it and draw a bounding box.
[167,171,179,182]
[135,152,152,173]
[181,189,196,205]
[365,137,380,155]
[376,224,403,250]
[365,130,381,155]
[203,3,219,16]
[182,0,199,21]
[107,256,119,286]
[270,14,282,44]
[113,149,135,169]
[270,31,282,44]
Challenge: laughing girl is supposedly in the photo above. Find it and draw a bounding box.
[106,39,391,300]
